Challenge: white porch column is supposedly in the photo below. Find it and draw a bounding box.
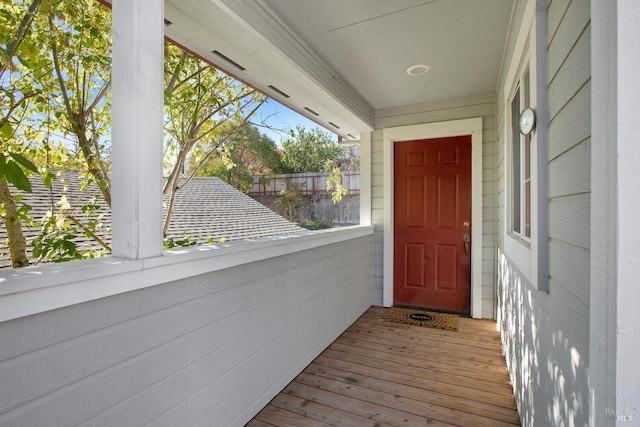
[591,0,640,423]
[615,0,640,418]
[111,0,164,259]
[589,0,617,422]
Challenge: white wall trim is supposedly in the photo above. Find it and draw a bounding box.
[0,226,373,323]
[373,92,495,124]
[381,118,484,318]
[359,132,372,226]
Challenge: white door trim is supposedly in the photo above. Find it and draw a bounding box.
[382,118,484,318]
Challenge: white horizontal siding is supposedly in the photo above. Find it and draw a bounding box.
[369,94,498,318]
[548,80,590,160]
[549,138,590,197]
[0,234,373,427]
[548,25,590,120]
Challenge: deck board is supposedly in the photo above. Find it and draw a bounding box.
[248,307,520,426]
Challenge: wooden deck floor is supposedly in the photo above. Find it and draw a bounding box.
[247,307,520,427]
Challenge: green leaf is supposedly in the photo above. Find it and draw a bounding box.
[0,122,13,139]
[9,152,38,173]
[0,9,13,21]
[0,153,6,178]
[16,54,31,68]
[4,161,32,192]
[43,172,55,188]
[18,204,32,215]
[62,240,77,252]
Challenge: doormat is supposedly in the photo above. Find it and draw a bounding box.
[382,307,459,331]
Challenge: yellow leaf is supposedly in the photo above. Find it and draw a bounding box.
[56,195,70,210]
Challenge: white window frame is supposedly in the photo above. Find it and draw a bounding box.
[502,0,549,291]
[509,69,532,242]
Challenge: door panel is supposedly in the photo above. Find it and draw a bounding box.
[436,175,457,228]
[405,177,426,227]
[393,136,471,313]
[405,243,425,287]
[435,244,457,290]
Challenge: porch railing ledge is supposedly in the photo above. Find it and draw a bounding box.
[0,224,374,322]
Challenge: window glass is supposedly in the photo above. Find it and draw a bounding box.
[523,68,531,238]
[511,87,521,234]
[524,135,531,237]
[510,68,532,240]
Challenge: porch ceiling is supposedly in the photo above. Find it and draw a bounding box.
[165,0,514,137]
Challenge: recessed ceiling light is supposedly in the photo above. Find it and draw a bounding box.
[406,64,430,76]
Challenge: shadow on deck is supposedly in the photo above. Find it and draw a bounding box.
[247,306,520,426]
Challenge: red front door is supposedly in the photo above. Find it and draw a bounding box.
[393,136,472,314]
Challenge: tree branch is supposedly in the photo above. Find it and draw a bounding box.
[0,178,29,267]
[1,91,38,128]
[84,78,111,119]
[49,13,76,129]
[192,89,258,138]
[183,101,263,186]
[171,65,209,94]
[165,51,189,94]
[0,0,43,79]
[65,214,111,252]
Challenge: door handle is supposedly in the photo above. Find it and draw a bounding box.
[463,233,470,261]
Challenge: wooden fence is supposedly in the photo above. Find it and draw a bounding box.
[248,171,360,196]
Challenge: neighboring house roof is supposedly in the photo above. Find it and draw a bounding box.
[164,176,307,242]
[0,172,112,269]
[0,172,307,268]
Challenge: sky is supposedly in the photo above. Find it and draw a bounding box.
[251,98,337,146]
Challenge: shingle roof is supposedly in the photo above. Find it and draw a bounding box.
[0,172,306,268]
[164,177,307,242]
